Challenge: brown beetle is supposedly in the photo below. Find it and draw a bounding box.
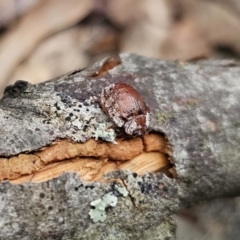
[100,83,149,135]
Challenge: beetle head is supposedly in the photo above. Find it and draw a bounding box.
[124,114,149,136]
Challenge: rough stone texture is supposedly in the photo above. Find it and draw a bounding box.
[0,54,240,239]
[0,172,178,240]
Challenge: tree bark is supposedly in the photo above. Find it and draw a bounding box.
[0,54,239,239]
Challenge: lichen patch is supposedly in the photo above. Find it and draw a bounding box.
[40,92,116,143]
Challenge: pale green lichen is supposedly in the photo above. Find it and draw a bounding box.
[40,93,117,143]
[93,123,116,143]
[156,110,172,123]
[114,184,128,197]
[89,185,128,223]
[89,198,110,223]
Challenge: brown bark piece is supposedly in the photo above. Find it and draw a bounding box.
[120,152,170,174]
[35,139,99,164]
[106,137,143,160]
[11,151,170,184]
[143,133,167,152]
[35,137,143,164]
[0,134,170,183]
[0,154,43,180]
